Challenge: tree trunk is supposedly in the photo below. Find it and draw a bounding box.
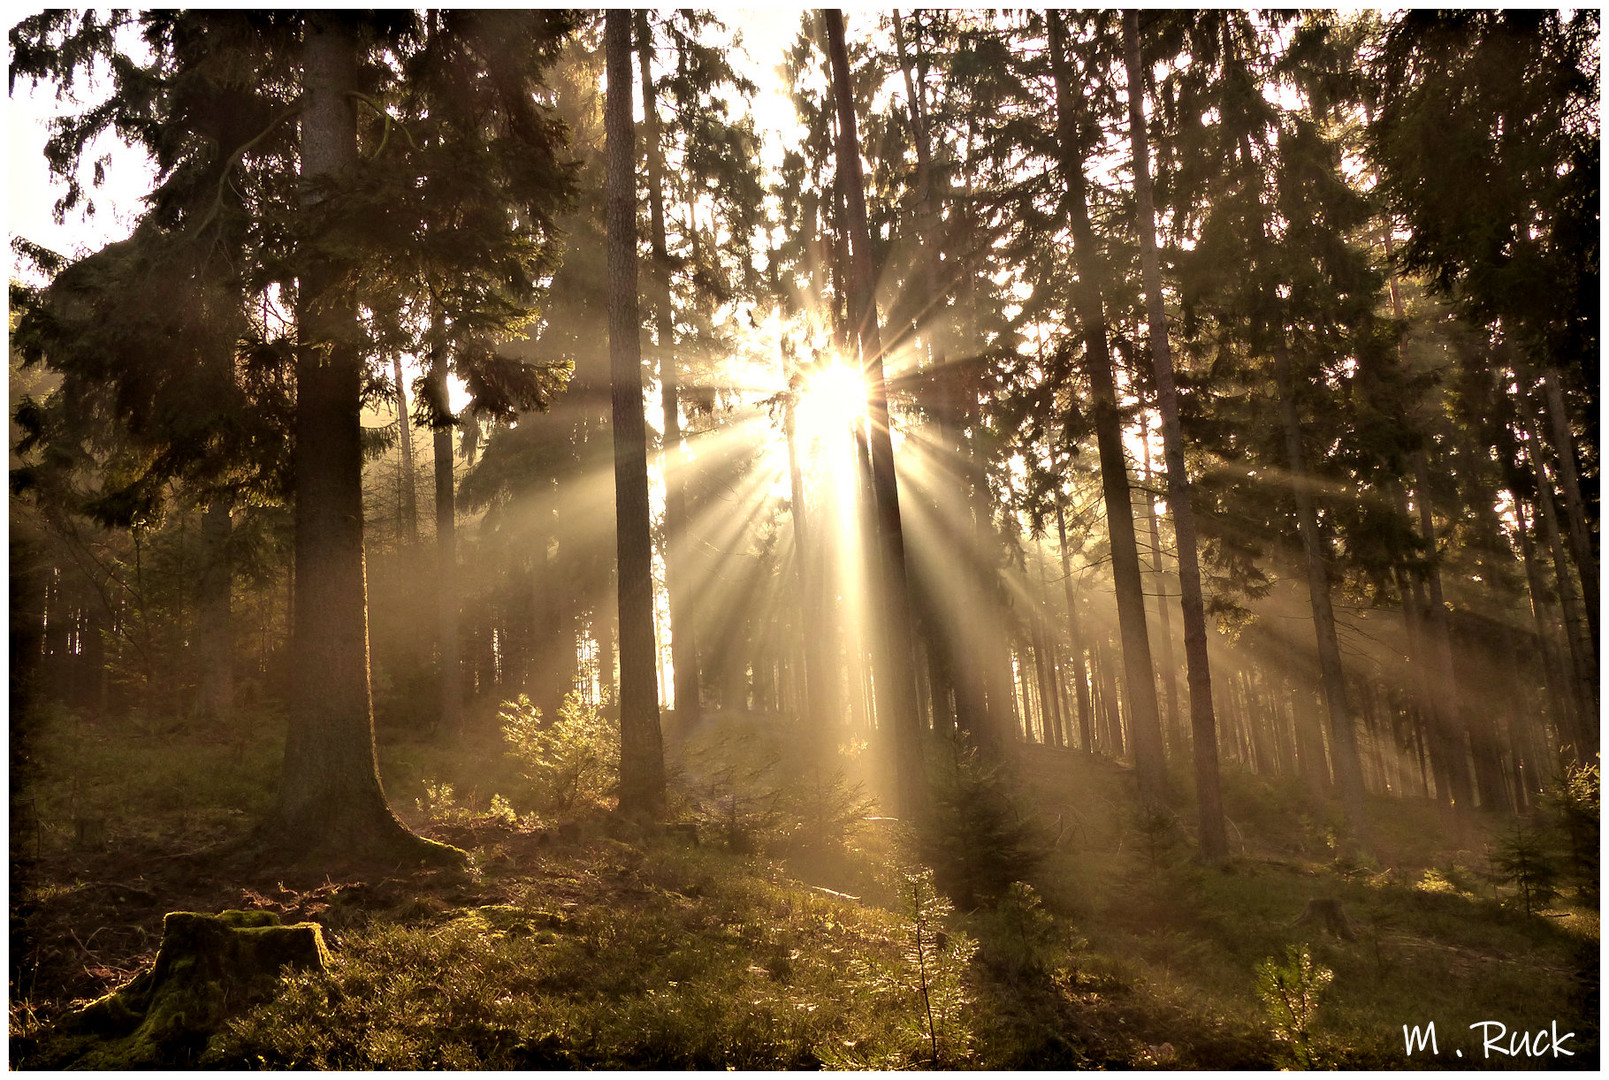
[1053,494,1094,752]
[1513,496,1575,761]
[1137,431,1181,755]
[392,354,418,546]
[1124,8,1229,854]
[281,16,449,862]
[196,500,234,720]
[1049,9,1166,806]
[428,339,463,736]
[1523,433,1597,761]
[825,9,925,816]
[1270,340,1367,837]
[637,13,701,727]
[1412,449,1503,810]
[1540,367,1597,649]
[605,10,665,816]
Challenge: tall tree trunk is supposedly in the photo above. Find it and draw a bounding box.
[1540,367,1597,649]
[605,10,665,816]
[1513,496,1575,760]
[1523,432,1597,761]
[427,329,463,736]
[1270,340,1367,837]
[281,16,447,862]
[1049,9,1167,806]
[1407,454,1475,809]
[825,9,925,816]
[1124,8,1227,854]
[392,353,418,546]
[1137,420,1181,753]
[1053,494,1094,752]
[1412,450,1501,810]
[637,13,700,726]
[196,499,234,720]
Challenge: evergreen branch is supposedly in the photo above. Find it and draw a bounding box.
[347,91,420,160]
[189,100,303,242]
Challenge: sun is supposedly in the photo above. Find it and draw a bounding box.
[794,359,867,447]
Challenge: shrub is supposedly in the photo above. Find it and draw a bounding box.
[673,714,871,855]
[1488,817,1561,916]
[918,736,1043,910]
[970,880,1058,981]
[500,694,617,816]
[1546,760,1599,902]
[1255,943,1332,1068]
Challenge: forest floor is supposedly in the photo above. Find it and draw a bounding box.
[9,703,1600,1069]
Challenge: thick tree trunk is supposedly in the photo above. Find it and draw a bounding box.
[1270,341,1367,837]
[281,16,449,862]
[196,500,234,720]
[1049,9,1166,806]
[826,9,925,816]
[637,13,701,727]
[605,11,665,816]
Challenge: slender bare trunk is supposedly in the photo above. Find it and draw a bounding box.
[1052,9,1166,805]
[637,13,700,726]
[826,9,925,816]
[197,500,234,719]
[1271,340,1367,836]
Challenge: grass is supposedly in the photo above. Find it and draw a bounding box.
[9,704,1600,1070]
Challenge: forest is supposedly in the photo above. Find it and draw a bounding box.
[7,8,1600,1070]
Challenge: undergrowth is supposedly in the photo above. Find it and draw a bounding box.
[10,712,1599,1070]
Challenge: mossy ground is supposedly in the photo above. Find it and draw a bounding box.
[9,705,1599,1069]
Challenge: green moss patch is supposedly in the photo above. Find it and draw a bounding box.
[32,910,328,1069]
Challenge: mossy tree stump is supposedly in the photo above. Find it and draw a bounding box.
[35,910,330,1069]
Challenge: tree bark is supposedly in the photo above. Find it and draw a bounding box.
[605,10,665,816]
[1049,8,1167,806]
[281,15,450,862]
[825,9,925,816]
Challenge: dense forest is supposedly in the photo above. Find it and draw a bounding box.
[8,9,1600,1070]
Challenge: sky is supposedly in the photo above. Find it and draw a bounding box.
[4,10,819,287]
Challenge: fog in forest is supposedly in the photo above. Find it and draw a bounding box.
[9,9,1598,1070]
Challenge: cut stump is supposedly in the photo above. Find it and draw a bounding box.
[37,909,329,1069]
[1294,897,1356,940]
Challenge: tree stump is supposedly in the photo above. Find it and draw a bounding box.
[35,910,329,1069]
[1294,897,1356,941]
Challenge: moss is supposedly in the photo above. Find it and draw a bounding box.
[31,910,329,1069]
